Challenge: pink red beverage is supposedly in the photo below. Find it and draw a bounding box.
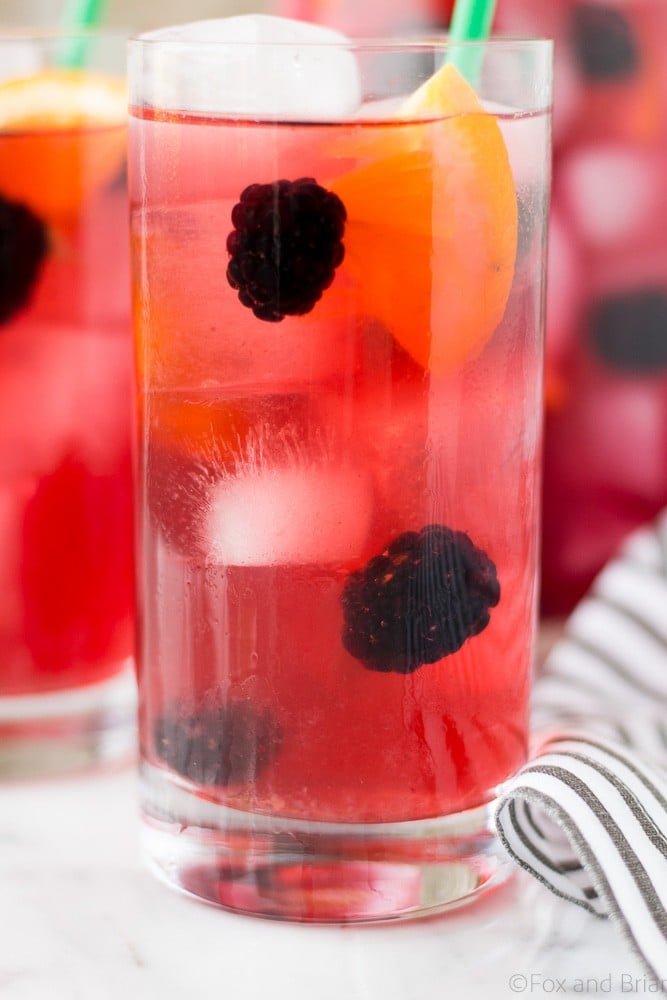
[130,22,551,919]
[0,42,135,772]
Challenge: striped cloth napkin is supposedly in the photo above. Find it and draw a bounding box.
[495,510,667,983]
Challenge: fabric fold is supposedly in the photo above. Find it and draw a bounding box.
[495,510,667,982]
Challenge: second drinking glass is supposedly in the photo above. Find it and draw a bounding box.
[0,34,136,775]
[129,20,552,921]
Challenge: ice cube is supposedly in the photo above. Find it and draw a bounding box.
[130,15,361,122]
[205,464,373,566]
[135,202,352,390]
[559,146,658,248]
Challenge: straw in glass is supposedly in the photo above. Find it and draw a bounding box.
[58,0,108,68]
[448,0,498,84]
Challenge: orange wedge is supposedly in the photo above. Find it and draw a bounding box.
[0,70,127,220]
[331,64,517,375]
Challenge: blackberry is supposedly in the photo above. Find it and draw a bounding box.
[570,5,639,81]
[0,194,48,324]
[226,177,346,322]
[153,693,281,788]
[341,524,500,675]
[589,290,667,373]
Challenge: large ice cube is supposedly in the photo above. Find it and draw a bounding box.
[205,463,373,566]
[130,15,361,121]
[135,202,353,390]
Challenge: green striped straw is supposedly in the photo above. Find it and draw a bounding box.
[448,0,498,85]
[58,0,108,68]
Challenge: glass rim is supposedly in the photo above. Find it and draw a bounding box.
[0,29,129,43]
[128,31,552,54]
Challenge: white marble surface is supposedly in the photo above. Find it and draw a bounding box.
[0,768,650,1000]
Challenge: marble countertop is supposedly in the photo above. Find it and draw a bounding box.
[0,767,650,1000]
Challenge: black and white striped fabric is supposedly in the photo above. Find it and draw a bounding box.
[495,509,667,982]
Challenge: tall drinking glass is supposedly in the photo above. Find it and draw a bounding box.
[129,21,552,921]
[0,34,136,776]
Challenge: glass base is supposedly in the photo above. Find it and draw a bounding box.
[141,763,513,923]
[0,662,137,778]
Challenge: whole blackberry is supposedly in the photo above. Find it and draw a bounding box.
[341,524,500,675]
[0,194,48,324]
[570,5,639,81]
[226,177,346,322]
[589,290,667,373]
[153,693,281,788]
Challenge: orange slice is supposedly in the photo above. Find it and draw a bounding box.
[331,64,518,375]
[0,70,127,220]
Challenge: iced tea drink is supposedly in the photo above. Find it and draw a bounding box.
[0,36,135,773]
[130,19,551,920]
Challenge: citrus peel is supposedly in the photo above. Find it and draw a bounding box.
[0,70,127,220]
[331,63,518,375]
